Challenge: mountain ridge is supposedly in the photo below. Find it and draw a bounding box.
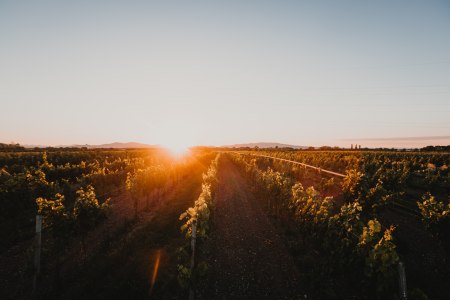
[20,141,307,149]
[23,142,158,149]
[222,142,308,149]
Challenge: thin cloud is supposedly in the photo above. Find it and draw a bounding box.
[342,136,450,142]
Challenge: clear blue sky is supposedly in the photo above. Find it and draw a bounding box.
[1,0,449,148]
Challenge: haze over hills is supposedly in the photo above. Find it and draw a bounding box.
[82,142,158,149]
[222,142,308,149]
[18,141,309,149]
[23,142,158,149]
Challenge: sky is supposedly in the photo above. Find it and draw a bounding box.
[1,0,450,148]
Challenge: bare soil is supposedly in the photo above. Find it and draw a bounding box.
[198,156,305,299]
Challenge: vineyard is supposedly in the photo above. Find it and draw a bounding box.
[0,147,449,299]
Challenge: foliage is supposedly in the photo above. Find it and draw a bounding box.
[417,193,450,251]
[290,183,334,236]
[358,221,399,293]
[342,169,363,199]
[178,154,220,288]
[230,152,402,297]
[36,193,72,240]
[35,185,110,245]
[73,185,109,237]
[417,193,450,228]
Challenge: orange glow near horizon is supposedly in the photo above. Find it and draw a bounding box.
[163,142,191,158]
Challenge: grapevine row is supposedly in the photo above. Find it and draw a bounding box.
[178,153,220,292]
[229,153,400,297]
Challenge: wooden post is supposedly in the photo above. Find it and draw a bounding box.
[32,215,42,298]
[189,222,197,300]
[398,261,408,300]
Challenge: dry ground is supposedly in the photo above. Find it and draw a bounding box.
[199,156,305,299]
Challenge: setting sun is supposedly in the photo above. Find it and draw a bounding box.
[163,142,190,157]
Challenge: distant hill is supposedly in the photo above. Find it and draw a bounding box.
[21,141,307,150]
[22,144,49,149]
[24,142,158,149]
[87,142,158,149]
[222,142,308,149]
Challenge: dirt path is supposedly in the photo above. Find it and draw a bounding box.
[199,156,304,299]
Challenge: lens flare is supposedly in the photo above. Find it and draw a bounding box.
[149,249,161,295]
